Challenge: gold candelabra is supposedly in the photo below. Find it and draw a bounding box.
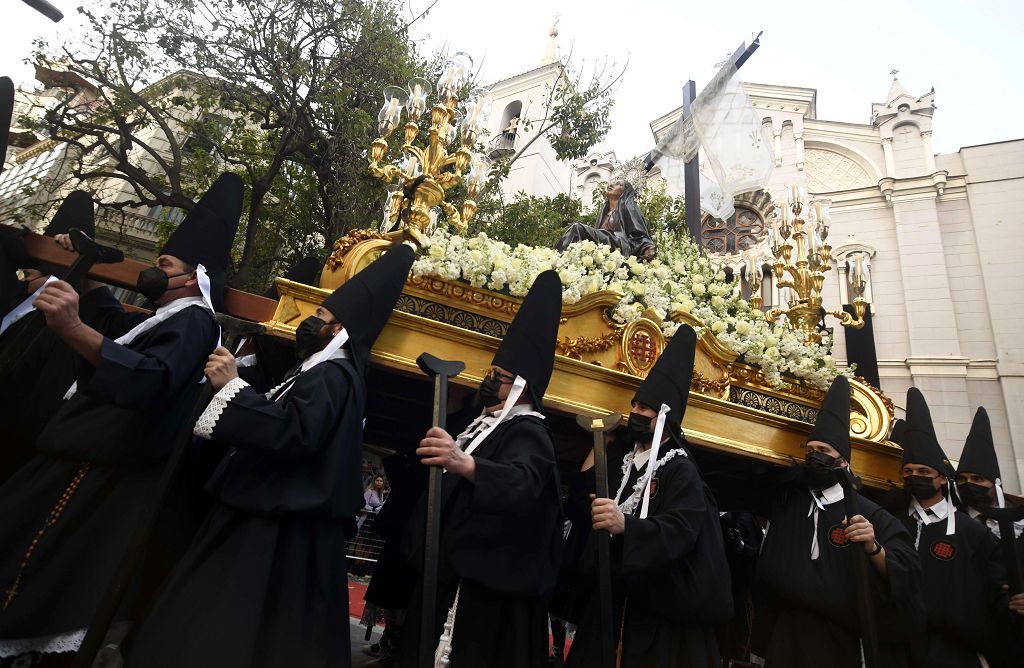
[756,188,867,344]
[369,52,492,247]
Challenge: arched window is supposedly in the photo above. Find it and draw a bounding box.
[499,101,522,136]
[700,206,765,255]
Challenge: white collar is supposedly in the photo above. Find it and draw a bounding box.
[462,377,539,457]
[967,506,983,520]
[299,336,348,372]
[910,497,949,524]
[633,446,652,471]
[815,482,845,506]
[485,402,543,421]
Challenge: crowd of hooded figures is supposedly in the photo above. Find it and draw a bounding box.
[1,168,1024,668]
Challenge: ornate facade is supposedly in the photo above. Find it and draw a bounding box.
[646,78,1024,492]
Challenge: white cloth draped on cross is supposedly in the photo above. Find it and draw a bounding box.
[653,62,774,221]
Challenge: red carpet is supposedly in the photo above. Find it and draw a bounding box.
[349,577,370,621]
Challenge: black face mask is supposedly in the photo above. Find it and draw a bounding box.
[136,267,190,302]
[475,374,504,410]
[627,412,653,443]
[804,450,838,490]
[903,475,940,501]
[957,482,993,509]
[294,316,328,361]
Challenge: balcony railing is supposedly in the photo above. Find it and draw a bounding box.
[488,132,518,158]
[96,207,161,245]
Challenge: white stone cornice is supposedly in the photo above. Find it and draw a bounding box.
[869,359,1000,381]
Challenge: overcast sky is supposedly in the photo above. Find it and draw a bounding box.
[6,0,1023,162]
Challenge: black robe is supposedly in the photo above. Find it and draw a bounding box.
[0,300,216,644]
[401,415,563,668]
[897,507,1009,668]
[125,357,366,668]
[751,482,925,668]
[0,286,122,482]
[567,436,733,668]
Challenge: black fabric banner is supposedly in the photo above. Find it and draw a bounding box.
[843,304,880,388]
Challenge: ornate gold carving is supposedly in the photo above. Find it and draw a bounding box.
[406,274,522,319]
[325,230,388,272]
[692,370,730,397]
[557,331,619,360]
[731,363,826,404]
[619,318,664,378]
[321,238,394,291]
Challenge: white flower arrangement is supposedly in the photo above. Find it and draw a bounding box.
[411,228,846,389]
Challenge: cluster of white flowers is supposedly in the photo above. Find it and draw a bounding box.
[411,228,845,389]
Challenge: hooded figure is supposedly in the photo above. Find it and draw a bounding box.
[400,270,564,668]
[126,243,415,668]
[154,172,243,312]
[556,180,656,260]
[0,190,96,481]
[566,325,734,668]
[957,408,1012,515]
[0,175,238,662]
[263,255,321,300]
[745,374,925,668]
[891,418,907,446]
[896,389,1011,668]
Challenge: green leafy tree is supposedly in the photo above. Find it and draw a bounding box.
[18,0,434,290]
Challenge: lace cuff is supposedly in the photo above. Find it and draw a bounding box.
[194,377,249,439]
[0,629,85,657]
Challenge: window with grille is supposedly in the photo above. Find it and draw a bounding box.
[701,206,765,255]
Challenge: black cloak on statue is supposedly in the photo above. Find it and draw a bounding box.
[567,325,733,668]
[401,270,564,668]
[556,181,656,259]
[124,244,415,668]
[0,175,240,659]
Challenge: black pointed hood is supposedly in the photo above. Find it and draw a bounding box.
[44,190,94,237]
[28,191,96,274]
[491,270,562,409]
[320,243,413,375]
[264,256,322,299]
[958,407,999,482]
[160,173,242,274]
[634,324,697,439]
[808,375,851,460]
[890,418,906,447]
[1,77,13,178]
[902,388,952,475]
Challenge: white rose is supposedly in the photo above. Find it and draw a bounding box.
[711,320,726,334]
[692,283,706,296]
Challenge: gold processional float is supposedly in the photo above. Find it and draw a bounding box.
[260,52,901,488]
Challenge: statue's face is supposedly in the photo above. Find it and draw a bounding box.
[606,183,625,199]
